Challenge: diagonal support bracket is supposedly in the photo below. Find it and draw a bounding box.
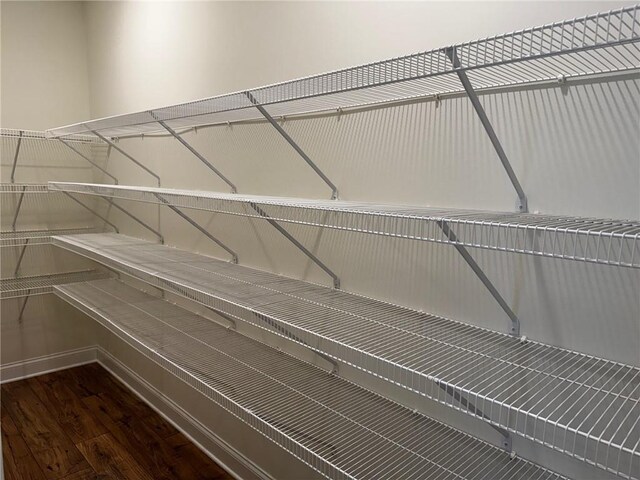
[10,130,23,183]
[63,192,120,233]
[59,138,119,185]
[11,186,26,231]
[100,197,164,243]
[18,292,30,323]
[154,193,238,263]
[89,129,161,186]
[436,381,512,452]
[445,47,527,213]
[151,114,237,193]
[437,220,520,336]
[249,202,340,289]
[245,91,339,200]
[14,238,30,277]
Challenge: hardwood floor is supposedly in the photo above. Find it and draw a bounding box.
[1,363,234,480]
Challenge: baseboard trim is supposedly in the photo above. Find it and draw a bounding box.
[96,347,273,480]
[0,346,97,384]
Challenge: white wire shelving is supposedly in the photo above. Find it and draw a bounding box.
[0,183,50,194]
[0,270,109,299]
[55,277,567,480]
[49,182,640,269]
[47,6,639,139]
[52,233,640,480]
[0,227,100,248]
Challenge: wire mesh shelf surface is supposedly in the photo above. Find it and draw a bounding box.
[55,277,567,480]
[0,128,102,144]
[0,269,110,299]
[49,182,640,268]
[46,5,640,138]
[52,233,640,479]
[0,227,100,248]
[0,183,51,194]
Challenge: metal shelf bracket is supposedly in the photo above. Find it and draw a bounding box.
[101,197,164,243]
[89,129,162,187]
[245,91,339,200]
[150,113,237,193]
[11,186,26,231]
[249,202,341,289]
[437,220,520,336]
[18,292,30,323]
[14,238,29,277]
[154,193,238,263]
[58,138,119,185]
[63,192,120,233]
[445,47,528,213]
[436,381,513,452]
[10,131,23,183]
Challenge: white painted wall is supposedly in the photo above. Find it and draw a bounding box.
[0,2,100,368]
[83,0,640,363]
[0,1,91,130]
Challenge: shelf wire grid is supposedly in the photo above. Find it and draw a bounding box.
[47,5,640,138]
[55,277,567,480]
[49,182,640,269]
[0,269,109,299]
[0,183,50,194]
[0,128,101,144]
[0,227,101,248]
[52,233,640,480]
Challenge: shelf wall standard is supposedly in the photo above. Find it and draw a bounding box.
[52,233,640,480]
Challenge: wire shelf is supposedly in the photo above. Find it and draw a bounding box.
[0,128,102,144]
[0,270,110,299]
[0,227,101,248]
[0,183,50,194]
[46,6,640,138]
[49,182,640,269]
[52,233,640,480]
[55,277,566,480]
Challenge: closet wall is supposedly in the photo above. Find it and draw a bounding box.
[1,1,100,373]
[83,0,639,365]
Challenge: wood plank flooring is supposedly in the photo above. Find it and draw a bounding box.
[1,363,234,480]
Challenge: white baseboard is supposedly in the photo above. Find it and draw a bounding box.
[0,346,97,383]
[0,346,272,480]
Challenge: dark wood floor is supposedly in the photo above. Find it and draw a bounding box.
[1,363,234,480]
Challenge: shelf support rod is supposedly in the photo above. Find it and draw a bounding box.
[89,129,161,186]
[151,115,237,193]
[249,202,340,289]
[445,47,527,213]
[11,186,26,231]
[100,197,164,243]
[154,193,238,263]
[14,239,30,277]
[58,138,119,185]
[18,291,30,323]
[437,220,520,336]
[245,91,339,200]
[63,192,120,233]
[10,131,23,183]
[435,381,512,451]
